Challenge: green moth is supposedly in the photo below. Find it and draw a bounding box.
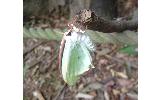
[59,26,95,86]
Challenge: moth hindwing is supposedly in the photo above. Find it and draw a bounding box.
[61,30,95,85]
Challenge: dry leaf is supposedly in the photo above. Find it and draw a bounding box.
[112,89,120,96]
[127,93,138,100]
[33,90,45,100]
[75,93,94,100]
[116,71,128,79]
[81,82,103,92]
[104,90,110,100]
[89,91,97,97]
[117,79,133,88]
[110,69,115,77]
[121,87,128,93]
[110,69,128,79]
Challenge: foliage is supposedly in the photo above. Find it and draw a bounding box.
[23,27,138,45]
[119,45,138,55]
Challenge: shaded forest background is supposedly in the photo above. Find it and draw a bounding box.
[24,0,138,24]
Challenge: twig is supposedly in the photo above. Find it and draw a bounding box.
[33,90,45,100]
[73,9,138,33]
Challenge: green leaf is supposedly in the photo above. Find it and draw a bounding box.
[23,27,32,38]
[119,45,137,55]
[44,28,55,40]
[23,27,137,45]
[29,28,39,38]
[37,28,49,39]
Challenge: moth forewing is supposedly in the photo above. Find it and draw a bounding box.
[61,35,73,83]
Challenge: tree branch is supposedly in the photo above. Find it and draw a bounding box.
[73,9,138,33]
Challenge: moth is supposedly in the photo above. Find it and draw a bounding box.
[58,23,95,85]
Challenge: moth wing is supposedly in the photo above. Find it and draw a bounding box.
[62,41,92,85]
[75,43,92,75]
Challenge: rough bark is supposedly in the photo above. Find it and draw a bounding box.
[72,9,138,33]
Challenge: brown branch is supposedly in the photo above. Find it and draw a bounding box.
[73,9,138,33]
